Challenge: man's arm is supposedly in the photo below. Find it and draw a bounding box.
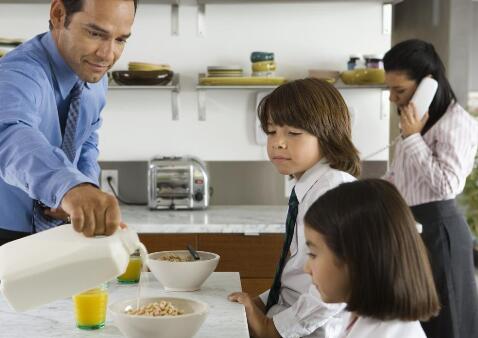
[77,118,102,185]
[0,69,96,207]
[0,68,120,236]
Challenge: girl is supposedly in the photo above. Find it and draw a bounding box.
[304,179,440,338]
[383,39,478,338]
[229,78,360,338]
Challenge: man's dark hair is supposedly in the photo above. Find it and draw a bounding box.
[49,0,138,30]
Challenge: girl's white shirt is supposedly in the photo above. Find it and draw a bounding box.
[340,312,426,338]
[259,159,356,338]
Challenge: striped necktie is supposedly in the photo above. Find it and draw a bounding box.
[32,81,84,232]
[266,187,299,311]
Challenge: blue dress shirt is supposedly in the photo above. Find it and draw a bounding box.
[0,32,107,233]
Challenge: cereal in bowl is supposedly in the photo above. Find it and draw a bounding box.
[158,254,194,262]
[126,300,184,317]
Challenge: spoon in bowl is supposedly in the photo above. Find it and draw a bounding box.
[187,244,200,260]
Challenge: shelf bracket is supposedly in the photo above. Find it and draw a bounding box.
[171,3,179,36]
[380,89,390,120]
[198,3,206,37]
[198,89,206,121]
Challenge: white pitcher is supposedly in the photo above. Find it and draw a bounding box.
[0,224,142,312]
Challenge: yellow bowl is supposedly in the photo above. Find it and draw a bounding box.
[252,61,277,72]
[340,68,385,85]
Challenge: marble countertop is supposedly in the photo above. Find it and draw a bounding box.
[0,272,249,338]
[121,205,287,234]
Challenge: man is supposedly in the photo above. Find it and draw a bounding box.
[0,0,137,245]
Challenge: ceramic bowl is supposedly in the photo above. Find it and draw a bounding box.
[110,296,208,338]
[111,70,173,86]
[146,251,220,291]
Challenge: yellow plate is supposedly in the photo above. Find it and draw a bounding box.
[199,76,286,86]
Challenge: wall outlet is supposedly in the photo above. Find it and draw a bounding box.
[101,169,119,196]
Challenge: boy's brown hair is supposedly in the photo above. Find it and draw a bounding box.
[258,78,361,177]
[304,179,440,321]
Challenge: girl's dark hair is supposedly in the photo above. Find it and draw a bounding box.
[383,39,456,134]
[49,0,138,30]
[304,179,440,321]
[258,78,361,177]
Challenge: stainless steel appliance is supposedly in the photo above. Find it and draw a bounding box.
[148,156,209,210]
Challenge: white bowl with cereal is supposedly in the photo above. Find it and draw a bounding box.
[146,251,220,291]
[110,297,208,338]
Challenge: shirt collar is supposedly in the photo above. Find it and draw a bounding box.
[294,158,330,204]
[40,32,89,98]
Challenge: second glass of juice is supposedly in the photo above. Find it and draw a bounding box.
[117,249,142,284]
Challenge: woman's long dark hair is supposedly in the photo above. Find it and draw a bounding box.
[383,39,457,134]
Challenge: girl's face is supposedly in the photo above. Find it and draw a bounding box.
[266,123,321,180]
[385,71,418,112]
[304,225,350,304]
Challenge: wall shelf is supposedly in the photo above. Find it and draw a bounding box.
[109,74,181,120]
[0,0,180,36]
[196,77,387,121]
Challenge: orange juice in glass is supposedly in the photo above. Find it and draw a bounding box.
[72,283,108,330]
[117,250,142,284]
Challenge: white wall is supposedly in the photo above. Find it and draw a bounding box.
[0,1,391,161]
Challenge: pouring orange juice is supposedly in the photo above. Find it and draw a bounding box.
[72,284,108,330]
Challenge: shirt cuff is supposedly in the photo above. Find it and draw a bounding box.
[41,169,97,208]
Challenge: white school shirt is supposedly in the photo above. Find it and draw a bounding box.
[384,103,478,206]
[259,159,356,338]
[340,313,426,338]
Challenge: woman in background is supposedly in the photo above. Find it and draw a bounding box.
[383,39,478,338]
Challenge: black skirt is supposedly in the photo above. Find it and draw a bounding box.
[411,199,478,338]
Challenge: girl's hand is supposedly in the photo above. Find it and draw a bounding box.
[400,102,429,138]
[228,292,280,338]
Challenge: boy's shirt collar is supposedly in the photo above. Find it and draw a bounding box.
[294,158,330,204]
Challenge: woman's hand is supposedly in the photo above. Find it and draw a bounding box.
[400,102,429,138]
[228,292,280,338]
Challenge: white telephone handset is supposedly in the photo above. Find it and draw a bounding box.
[362,77,438,160]
[410,77,438,119]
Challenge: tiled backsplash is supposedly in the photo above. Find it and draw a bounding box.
[99,161,388,206]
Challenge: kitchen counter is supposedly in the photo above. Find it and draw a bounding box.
[121,205,287,234]
[0,272,249,338]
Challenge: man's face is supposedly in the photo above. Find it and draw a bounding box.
[51,0,135,83]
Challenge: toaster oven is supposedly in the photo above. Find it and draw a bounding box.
[148,156,209,210]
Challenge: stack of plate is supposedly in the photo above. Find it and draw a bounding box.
[207,66,243,78]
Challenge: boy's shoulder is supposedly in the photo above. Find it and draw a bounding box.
[301,167,356,207]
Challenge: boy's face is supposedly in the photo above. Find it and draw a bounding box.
[50,0,135,83]
[266,123,321,180]
[304,225,350,304]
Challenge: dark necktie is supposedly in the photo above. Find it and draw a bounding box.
[33,81,84,232]
[266,187,299,311]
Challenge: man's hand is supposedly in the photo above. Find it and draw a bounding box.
[400,102,429,138]
[60,183,121,237]
[228,292,280,338]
